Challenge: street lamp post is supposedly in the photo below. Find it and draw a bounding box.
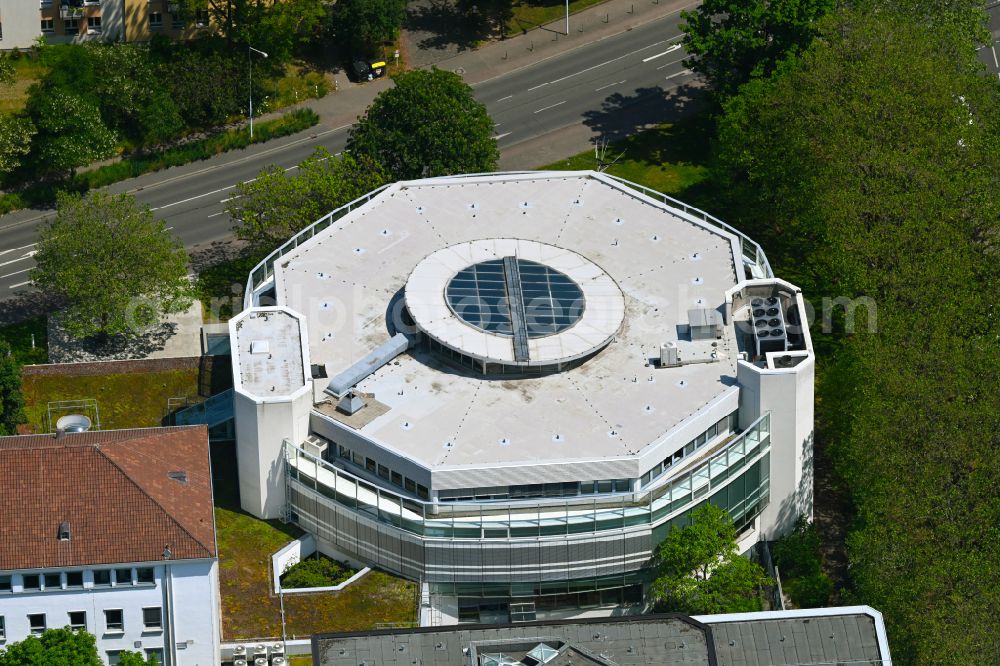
[565,0,570,35]
[248,45,269,140]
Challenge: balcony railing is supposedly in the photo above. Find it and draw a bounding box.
[60,5,84,17]
[285,413,771,540]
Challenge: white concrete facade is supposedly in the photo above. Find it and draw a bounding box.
[0,560,220,665]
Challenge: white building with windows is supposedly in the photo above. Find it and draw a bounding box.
[0,0,124,49]
[0,426,221,665]
[231,171,815,624]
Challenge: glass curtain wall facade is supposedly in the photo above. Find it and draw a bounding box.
[284,414,771,596]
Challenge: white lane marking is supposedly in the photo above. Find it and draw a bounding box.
[656,56,688,70]
[0,243,37,257]
[520,38,677,95]
[0,250,36,269]
[496,95,513,102]
[534,100,567,114]
[595,79,626,92]
[149,184,236,212]
[992,45,999,68]
[8,280,33,289]
[495,132,513,140]
[665,69,692,80]
[207,211,226,218]
[1,267,33,279]
[642,44,682,62]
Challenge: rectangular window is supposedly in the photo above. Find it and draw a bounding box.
[194,8,208,25]
[614,479,631,493]
[404,478,416,493]
[705,422,718,440]
[390,471,403,487]
[64,18,79,34]
[28,613,45,635]
[142,607,162,630]
[43,573,61,590]
[93,570,111,587]
[377,464,390,480]
[114,568,132,586]
[40,19,54,32]
[145,648,165,664]
[338,444,349,459]
[22,574,40,591]
[416,484,429,500]
[596,480,613,494]
[136,568,154,585]
[65,571,83,588]
[365,457,376,473]
[104,608,124,633]
[351,451,362,466]
[107,652,121,666]
[580,481,595,494]
[149,11,162,28]
[171,13,184,28]
[68,610,86,630]
[87,16,101,32]
[0,575,10,592]
[0,616,4,639]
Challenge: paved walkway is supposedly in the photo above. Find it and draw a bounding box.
[311,0,697,129]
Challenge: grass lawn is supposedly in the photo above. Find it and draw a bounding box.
[539,118,713,195]
[20,368,202,432]
[211,443,418,640]
[0,316,48,365]
[0,56,47,114]
[509,0,611,34]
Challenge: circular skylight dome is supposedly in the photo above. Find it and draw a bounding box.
[405,239,626,371]
[445,258,585,338]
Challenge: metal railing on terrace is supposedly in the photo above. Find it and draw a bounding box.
[243,172,773,308]
[285,414,770,540]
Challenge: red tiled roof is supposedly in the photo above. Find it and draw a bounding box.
[0,426,217,570]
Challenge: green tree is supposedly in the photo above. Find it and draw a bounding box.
[331,0,407,52]
[0,340,25,436]
[0,628,102,666]
[116,650,158,665]
[281,555,354,589]
[713,8,1000,662]
[229,148,389,250]
[0,115,36,177]
[348,68,499,179]
[679,0,834,97]
[31,192,193,339]
[23,88,116,178]
[651,504,770,614]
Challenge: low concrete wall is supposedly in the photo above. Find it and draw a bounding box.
[22,356,203,377]
[272,534,370,595]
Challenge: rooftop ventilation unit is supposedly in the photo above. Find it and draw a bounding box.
[302,435,328,459]
[688,307,723,340]
[325,333,409,398]
[750,295,788,356]
[337,390,367,416]
[659,341,681,367]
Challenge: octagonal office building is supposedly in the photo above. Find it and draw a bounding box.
[230,171,814,624]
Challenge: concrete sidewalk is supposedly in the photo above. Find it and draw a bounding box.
[309,0,697,129]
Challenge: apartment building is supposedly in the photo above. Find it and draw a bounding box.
[0,426,221,665]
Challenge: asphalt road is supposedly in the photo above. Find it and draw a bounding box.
[0,14,692,297]
[979,4,1000,80]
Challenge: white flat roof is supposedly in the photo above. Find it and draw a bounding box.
[273,172,742,470]
[231,307,307,398]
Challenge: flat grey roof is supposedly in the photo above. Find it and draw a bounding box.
[232,307,307,398]
[274,172,741,470]
[311,607,892,666]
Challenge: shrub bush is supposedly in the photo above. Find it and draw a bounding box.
[280,554,356,589]
[784,571,834,608]
[772,516,832,607]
